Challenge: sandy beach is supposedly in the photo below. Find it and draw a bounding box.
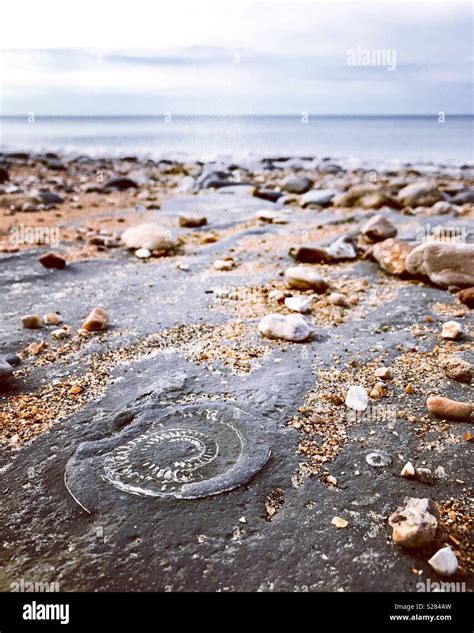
[0,149,473,592]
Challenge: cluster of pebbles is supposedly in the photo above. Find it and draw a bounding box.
[1,150,473,579]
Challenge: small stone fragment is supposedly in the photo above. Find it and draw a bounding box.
[427,395,472,420]
[329,293,348,307]
[400,462,415,478]
[456,287,474,308]
[415,468,434,484]
[213,259,234,271]
[388,497,439,548]
[25,340,48,356]
[0,359,14,384]
[284,295,313,313]
[51,328,70,340]
[428,546,459,577]
[258,313,316,342]
[284,266,328,293]
[405,383,414,394]
[69,385,83,395]
[121,223,175,252]
[268,290,285,304]
[374,366,392,379]
[441,320,464,340]
[345,385,368,412]
[442,357,472,383]
[366,450,391,467]
[135,248,151,259]
[38,252,66,269]
[331,516,348,529]
[21,314,43,329]
[178,213,207,228]
[82,308,109,332]
[43,312,62,325]
[360,214,397,242]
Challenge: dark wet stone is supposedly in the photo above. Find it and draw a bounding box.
[0,166,9,183]
[38,251,67,269]
[281,176,313,194]
[318,162,342,174]
[4,354,21,366]
[7,151,29,161]
[46,160,66,171]
[456,287,474,308]
[37,191,64,205]
[104,177,139,190]
[0,359,14,383]
[253,188,284,203]
[195,169,232,190]
[452,190,474,205]
[289,236,357,263]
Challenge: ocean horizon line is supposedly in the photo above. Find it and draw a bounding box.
[1,113,473,119]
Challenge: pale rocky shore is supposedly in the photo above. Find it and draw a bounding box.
[0,150,472,591]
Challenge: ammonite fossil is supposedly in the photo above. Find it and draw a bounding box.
[65,402,271,504]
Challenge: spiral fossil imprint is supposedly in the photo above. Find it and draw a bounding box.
[65,402,271,503]
[104,428,220,494]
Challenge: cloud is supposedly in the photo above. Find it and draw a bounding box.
[0,1,472,115]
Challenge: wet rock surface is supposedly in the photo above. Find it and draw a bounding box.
[0,154,473,592]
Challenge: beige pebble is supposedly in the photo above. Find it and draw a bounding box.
[51,327,70,340]
[443,357,472,384]
[374,366,392,379]
[331,516,348,528]
[400,462,415,478]
[21,314,43,329]
[82,308,109,332]
[43,312,62,325]
[427,395,472,420]
[441,321,464,340]
[213,259,234,271]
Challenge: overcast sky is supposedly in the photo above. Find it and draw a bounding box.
[0,0,472,115]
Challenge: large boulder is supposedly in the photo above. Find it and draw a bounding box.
[332,184,399,210]
[373,239,414,276]
[397,181,443,207]
[121,223,176,252]
[405,242,474,288]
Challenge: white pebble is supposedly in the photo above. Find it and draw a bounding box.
[441,321,464,340]
[284,295,313,313]
[135,248,151,259]
[428,546,459,577]
[345,385,368,412]
[258,313,316,342]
